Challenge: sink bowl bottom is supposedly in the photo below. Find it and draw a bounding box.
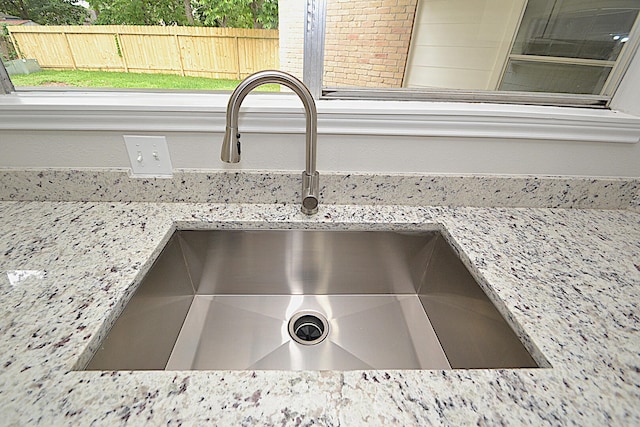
[166,295,450,370]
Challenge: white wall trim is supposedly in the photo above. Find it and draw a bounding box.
[1,91,639,144]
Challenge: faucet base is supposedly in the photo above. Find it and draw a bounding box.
[302,171,320,215]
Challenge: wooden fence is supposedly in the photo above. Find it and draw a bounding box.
[7,25,279,79]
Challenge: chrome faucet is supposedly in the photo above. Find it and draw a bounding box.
[221,70,319,215]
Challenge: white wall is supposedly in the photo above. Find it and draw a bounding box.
[1,125,639,177]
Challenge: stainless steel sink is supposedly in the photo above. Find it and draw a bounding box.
[85,229,539,371]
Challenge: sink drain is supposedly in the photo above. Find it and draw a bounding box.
[288,311,329,345]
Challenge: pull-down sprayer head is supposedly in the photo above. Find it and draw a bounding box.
[221,125,240,163]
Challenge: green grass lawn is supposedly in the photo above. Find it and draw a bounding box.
[10,69,279,91]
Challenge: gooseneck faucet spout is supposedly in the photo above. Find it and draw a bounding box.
[221,70,319,215]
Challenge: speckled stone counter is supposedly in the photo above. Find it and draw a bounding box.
[0,200,639,425]
[2,169,639,210]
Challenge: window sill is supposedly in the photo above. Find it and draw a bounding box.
[0,90,639,144]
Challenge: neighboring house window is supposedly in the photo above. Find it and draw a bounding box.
[500,0,639,95]
[1,0,640,108]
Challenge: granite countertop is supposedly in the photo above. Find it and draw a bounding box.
[0,199,639,425]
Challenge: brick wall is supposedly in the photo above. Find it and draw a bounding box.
[324,0,418,88]
[279,0,418,88]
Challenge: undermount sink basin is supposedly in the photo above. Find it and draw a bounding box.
[85,229,539,371]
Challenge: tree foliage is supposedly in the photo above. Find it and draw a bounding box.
[0,0,87,25]
[88,0,190,26]
[193,0,278,29]
[86,0,278,29]
[1,24,18,60]
[0,0,279,28]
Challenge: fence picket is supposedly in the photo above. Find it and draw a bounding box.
[8,25,279,79]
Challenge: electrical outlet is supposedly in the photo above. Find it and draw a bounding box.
[124,135,173,178]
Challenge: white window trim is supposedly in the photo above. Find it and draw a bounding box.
[0,90,638,144]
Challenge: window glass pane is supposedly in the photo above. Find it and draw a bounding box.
[325,0,530,91]
[499,60,611,94]
[2,1,281,92]
[512,0,639,61]
[321,0,640,97]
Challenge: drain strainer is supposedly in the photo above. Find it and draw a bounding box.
[288,311,329,345]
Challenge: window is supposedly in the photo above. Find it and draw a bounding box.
[0,1,281,92]
[300,0,640,106]
[1,0,640,108]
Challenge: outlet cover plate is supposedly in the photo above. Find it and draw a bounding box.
[124,135,173,178]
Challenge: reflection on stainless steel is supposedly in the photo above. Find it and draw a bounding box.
[86,236,194,370]
[220,70,320,215]
[85,230,539,371]
[183,230,432,295]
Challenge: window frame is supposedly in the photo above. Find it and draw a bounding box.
[0,59,14,94]
[2,0,639,105]
[2,1,638,106]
